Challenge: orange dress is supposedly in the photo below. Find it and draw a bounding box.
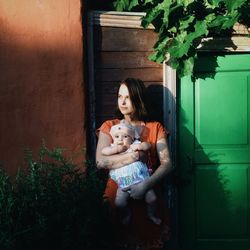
[97,119,170,249]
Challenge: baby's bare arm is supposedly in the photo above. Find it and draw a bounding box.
[102,145,127,156]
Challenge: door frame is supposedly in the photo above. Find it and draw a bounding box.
[164,24,250,250]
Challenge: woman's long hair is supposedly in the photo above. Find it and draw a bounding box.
[116,78,149,121]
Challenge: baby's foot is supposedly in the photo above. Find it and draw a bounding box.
[148,215,162,225]
[147,204,161,225]
[122,211,132,225]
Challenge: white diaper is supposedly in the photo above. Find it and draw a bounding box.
[110,161,150,189]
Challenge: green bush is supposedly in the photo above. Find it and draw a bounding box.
[0,145,111,250]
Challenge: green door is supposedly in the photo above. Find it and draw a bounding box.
[178,53,250,250]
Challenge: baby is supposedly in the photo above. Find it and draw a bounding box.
[102,122,161,225]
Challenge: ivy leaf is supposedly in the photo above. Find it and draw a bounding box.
[128,0,139,10]
[141,0,171,28]
[113,0,130,11]
[168,36,189,58]
[148,50,166,63]
[142,0,155,6]
[169,21,208,58]
[207,15,226,28]
[168,26,177,33]
[204,0,220,8]
[225,0,246,12]
[205,13,217,23]
[169,57,180,70]
[185,21,208,43]
[148,51,158,62]
[177,0,194,7]
[208,0,223,7]
[154,36,170,51]
[221,12,240,29]
[179,15,195,31]
[162,0,172,25]
[181,57,195,77]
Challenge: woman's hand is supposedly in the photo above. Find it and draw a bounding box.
[117,144,128,153]
[129,143,140,151]
[123,181,148,199]
[125,137,173,197]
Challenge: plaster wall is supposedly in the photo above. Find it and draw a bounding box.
[0,0,85,174]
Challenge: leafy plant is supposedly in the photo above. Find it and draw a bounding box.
[113,0,249,77]
[0,145,111,250]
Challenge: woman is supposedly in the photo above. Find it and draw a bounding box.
[96,78,172,248]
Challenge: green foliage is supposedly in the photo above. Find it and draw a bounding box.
[113,0,249,77]
[0,145,111,250]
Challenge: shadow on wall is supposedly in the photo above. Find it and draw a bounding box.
[0,19,85,175]
[176,75,247,248]
[84,0,114,10]
[141,78,249,248]
[146,84,164,124]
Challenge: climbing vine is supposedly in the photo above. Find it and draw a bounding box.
[113,0,249,77]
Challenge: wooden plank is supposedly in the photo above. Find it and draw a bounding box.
[96,104,117,114]
[95,82,118,93]
[95,82,164,100]
[198,36,250,51]
[144,81,163,87]
[96,115,116,129]
[95,68,163,82]
[94,27,158,52]
[233,23,250,35]
[95,81,163,88]
[96,103,117,119]
[93,11,154,30]
[94,81,164,109]
[95,52,161,69]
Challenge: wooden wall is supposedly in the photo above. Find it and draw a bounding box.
[93,25,164,129]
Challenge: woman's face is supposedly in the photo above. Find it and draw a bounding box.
[118,84,134,117]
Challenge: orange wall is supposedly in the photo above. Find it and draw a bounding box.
[0,0,85,175]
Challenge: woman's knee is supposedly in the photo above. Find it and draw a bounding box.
[115,190,129,208]
[145,190,157,204]
[115,196,128,208]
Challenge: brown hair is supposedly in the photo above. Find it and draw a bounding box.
[116,78,149,121]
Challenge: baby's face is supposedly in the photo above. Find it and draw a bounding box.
[112,131,133,147]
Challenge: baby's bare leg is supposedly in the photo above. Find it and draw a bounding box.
[145,189,161,225]
[115,188,131,224]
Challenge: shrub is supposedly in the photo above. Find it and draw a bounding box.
[0,145,111,250]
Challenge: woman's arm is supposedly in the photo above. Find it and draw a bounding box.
[145,137,172,188]
[96,131,140,170]
[126,137,172,199]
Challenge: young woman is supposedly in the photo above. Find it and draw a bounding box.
[96,78,172,248]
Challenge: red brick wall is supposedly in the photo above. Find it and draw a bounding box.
[0,0,85,175]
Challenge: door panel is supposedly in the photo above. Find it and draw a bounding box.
[178,53,250,250]
[196,164,248,236]
[195,73,248,146]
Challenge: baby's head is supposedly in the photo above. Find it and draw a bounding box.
[110,123,135,147]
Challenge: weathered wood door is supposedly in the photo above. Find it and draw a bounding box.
[178,53,250,250]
